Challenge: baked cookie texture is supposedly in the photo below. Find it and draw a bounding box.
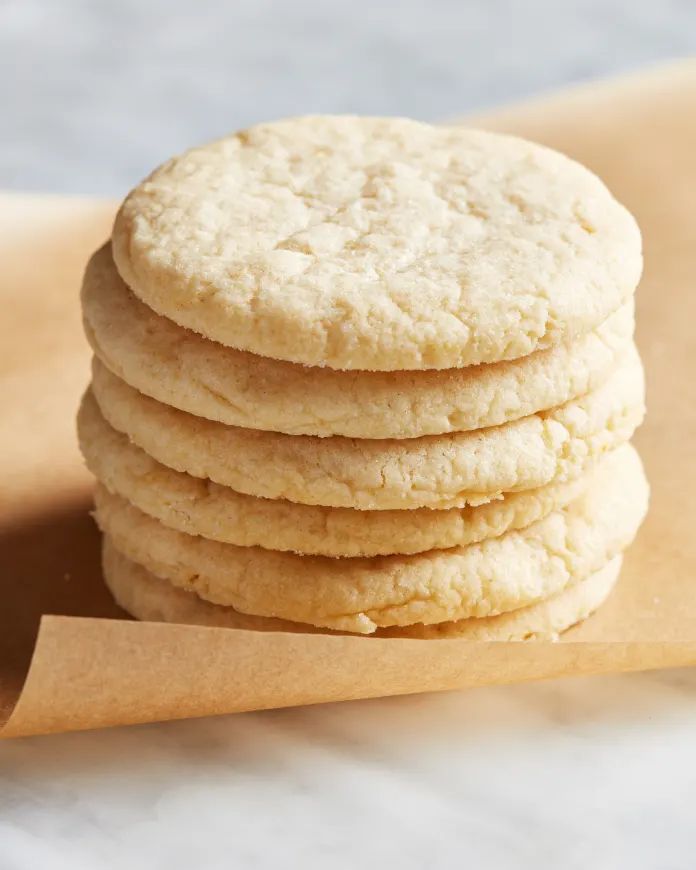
[89,350,644,510]
[84,244,635,439]
[112,117,642,371]
[79,390,613,557]
[77,114,648,640]
[92,445,648,633]
[103,540,622,642]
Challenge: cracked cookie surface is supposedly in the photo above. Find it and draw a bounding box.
[103,540,621,641]
[90,348,644,510]
[93,445,648,633]
[79,390,620,556]
[112,116,642,371]
[85,243,635,438]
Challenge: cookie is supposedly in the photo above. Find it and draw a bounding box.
[84,243,635,439]
[102,537,322,635]
[112,117,642,371]
[92,445,649,633]
[90,348,644,510]
[103,538,621,641]
[381,557,621,640]
[79,390,610,556]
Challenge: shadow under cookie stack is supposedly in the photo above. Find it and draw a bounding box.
[78,116,649,641]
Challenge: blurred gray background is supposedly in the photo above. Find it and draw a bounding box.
[1,0,695,196]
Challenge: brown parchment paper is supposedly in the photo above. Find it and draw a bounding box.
[2,61,696,739]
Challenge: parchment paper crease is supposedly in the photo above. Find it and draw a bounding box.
[2,61,696,738]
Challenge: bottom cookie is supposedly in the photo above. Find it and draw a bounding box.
[102,537,621,641]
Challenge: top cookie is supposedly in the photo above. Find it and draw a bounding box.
[112,116,642,371]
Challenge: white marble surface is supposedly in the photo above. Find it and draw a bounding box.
[3,2,696,867]
[1,0,696,195]
[2,670,696,869]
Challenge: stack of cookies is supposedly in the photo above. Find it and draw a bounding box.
[78,116,648,640]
